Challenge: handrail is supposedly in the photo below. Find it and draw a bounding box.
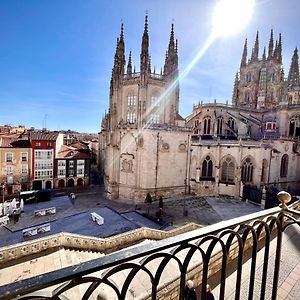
[0,200,299,300]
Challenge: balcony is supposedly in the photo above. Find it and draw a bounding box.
[0,193,299,300]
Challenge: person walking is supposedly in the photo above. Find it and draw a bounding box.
[184,280,197,300]
[206,284,215,300]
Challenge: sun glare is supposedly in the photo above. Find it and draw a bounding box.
[212,0,255,37]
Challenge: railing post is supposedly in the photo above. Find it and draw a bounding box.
[271,191,291,300]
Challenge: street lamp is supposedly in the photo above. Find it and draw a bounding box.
[1,182,5,216]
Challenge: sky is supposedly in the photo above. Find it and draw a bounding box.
[0,0,299,133]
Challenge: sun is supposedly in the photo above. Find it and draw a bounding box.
[212,0,255,37]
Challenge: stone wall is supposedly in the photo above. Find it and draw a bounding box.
[0,223,201,264]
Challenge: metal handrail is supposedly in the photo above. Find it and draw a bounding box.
[0,200,299,300]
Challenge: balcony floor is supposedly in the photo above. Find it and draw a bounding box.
[211,224,300,300]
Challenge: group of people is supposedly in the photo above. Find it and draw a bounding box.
[184,280,215,300]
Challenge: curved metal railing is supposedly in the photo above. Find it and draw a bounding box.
[0,199,299,300]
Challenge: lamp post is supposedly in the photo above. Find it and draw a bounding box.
[1,182,5,216]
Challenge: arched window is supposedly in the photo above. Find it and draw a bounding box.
[127,95,136,106]
[201,156,213,179]
[289,115,300,137]
[221,157,235,183]
[150,114,159,124]
[244,91,251,103]
[203,117,211,135]
[151,96,159,107]
[127,112,136,124]
[261,159,268,183]
[217,117,223,135]
[241,157,253,183]
[194,119,199,134]
[227,117,235,136]
[246,72,252,83]
[280,154,289,178]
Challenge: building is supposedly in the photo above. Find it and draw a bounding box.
[30,131,64,190]
[100,17,188,200]
[54,142,91,188]
[0,133,31,195]
[100,20,300,201]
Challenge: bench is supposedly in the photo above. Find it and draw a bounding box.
[90,212,104,225]
[0,216,9,227]
[34,207,56,217]
[23,223,51,238]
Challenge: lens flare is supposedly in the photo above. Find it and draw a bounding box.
[213,0,255,37]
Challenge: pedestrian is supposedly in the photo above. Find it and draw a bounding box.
[184,280,197,300]
[206,284,215,300]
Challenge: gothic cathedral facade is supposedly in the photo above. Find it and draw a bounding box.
[100,19,300,201]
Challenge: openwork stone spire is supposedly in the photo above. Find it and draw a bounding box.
[140,15,149,75]
[268,29,274,60]
[251,31,259,61]
[288,48,300,87]
[127,51,132,75]
[240,38,247,68]
[164,23,178,77]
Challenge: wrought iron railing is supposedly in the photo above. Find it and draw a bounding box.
[0,193,299,300]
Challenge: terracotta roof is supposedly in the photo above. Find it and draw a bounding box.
[68,141,90,150]
[30,131,59,141]
[56,143,91,159]
[57,150,91,159]
[0,134,21,147]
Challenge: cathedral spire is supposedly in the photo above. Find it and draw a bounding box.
[240,38,247,68]
[262,46,266,62]
[140,14,149,78]
[117,23,125,76]
[288,47,300,87]
[127,51,132,75]
[252,31,259,61]
[268,29,274,60]
[277,33,282,64]
[232,72,239,106]
[164,23,178,77]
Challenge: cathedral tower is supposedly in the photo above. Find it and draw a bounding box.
[233,30,284,109]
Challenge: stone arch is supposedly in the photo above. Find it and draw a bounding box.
[203,115,212,135]
[261,159,268,183]
[216,116,223,135]
[200,154,217,179]
[67,178,75,188]
[220,155,237,183]
[77,178,84,187]
[45,181,52,189]
[280,154,289,178]
[241,156,255,183]
[58,179,65,188]
[289,114,300,137]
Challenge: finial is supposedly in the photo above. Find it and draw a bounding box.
[268,28,274,59]
[120,23,124,40]
[262,46,266,61]
[144,13,148,33]
[277,191,291,210]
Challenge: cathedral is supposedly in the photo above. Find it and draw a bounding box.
[99,17,300,203]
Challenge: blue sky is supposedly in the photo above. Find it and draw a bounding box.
[0,0,299,132]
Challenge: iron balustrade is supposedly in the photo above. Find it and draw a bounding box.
[0,197,299,300]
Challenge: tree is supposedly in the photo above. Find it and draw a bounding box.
[145,192,153,215]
